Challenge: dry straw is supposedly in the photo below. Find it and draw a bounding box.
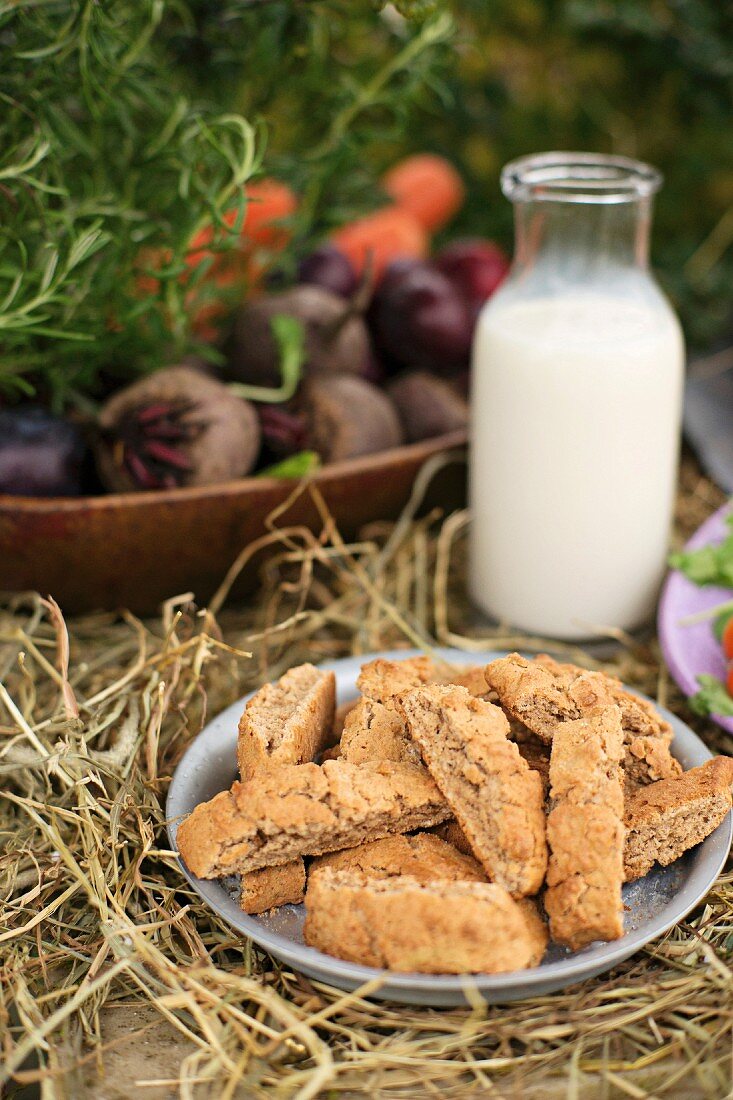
[1,453,731,1098]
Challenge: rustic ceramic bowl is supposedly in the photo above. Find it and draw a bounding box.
[0,431,466,614]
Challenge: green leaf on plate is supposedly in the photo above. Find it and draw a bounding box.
[669,515,733,589]
[689,673,733,718]
[713,606,733,642]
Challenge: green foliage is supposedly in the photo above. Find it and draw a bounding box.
[379,0,443,19]
[162,1,455,237]
[0,1,453,408]
[0,1,260,407]
[258,450,321,478]
[690,673,733,718]
[229,313,305,404]
[397,0,733,349]
[669,512,733,587]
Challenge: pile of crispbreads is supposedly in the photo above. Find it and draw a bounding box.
[176,653,733,974]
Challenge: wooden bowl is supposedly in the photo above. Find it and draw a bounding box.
[0,431,467,614]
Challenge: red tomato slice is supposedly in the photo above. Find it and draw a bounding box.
[722,616,733,660]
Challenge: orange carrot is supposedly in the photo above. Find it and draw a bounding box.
[382,153,465,233]
[332,206,428,281]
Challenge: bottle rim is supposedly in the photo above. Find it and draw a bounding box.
[501,152,663,205]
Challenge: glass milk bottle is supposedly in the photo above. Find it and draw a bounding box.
[469,153,684,639]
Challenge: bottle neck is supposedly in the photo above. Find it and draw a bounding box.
[512,197,652,283]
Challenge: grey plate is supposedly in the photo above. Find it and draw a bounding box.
[166,648,732,1006]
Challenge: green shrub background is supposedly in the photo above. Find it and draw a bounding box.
[427,1,733,350]
[170,0,733,351]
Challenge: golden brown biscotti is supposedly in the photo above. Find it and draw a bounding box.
[430,662,534,740]
[622,734,682,793]
[430,662,492,699]
[399,684,548,896]
[624,756,733,881]
[236,665,335,909]
[303,870,548,973]
[337,658,424,766]
[544,706,625,949]
[339,657,435,765]
[237,663,336,780]
[357,656,434,701]
[486,653,672,744]
[485,653,680,787]
[240,860,306,914]
[536,654,674,743]
[176,759,450,879]
[309,832,487,885]
[339,697,421,765]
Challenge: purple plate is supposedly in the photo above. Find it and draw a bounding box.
[658,503,733,732]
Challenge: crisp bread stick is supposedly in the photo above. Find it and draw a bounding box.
[544,705,625,950]
[340,657,433,765]
[303,869,548,973]
[177,759,449,879]
[624,756,733,881]
[399,684,548,896]
[340,697,421,765]
[236,662,335,910]
[240,861,306,915]
[309,832,487,885]
[237,663,335,780]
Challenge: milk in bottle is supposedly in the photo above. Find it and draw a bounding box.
[469,154,684,639]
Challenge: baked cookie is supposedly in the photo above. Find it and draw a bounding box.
[399,684,547,896]
[303,869,548,973]
[544,705,625,949]
[624,756,733,881]
[177,759,449,879]
[237,663,335,780]
[309,831,487,885]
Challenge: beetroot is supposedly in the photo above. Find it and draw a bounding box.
[388,371,468,442]
[300,376,403,462]
[228,285,371,388]
[434,239,509,321]
[0,406,87,497]
[258,403,308,458]
[298,246,358,299]
[96,366,260,492]
[368,260,473,375]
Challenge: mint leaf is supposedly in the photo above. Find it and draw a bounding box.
[689,674,733,718]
